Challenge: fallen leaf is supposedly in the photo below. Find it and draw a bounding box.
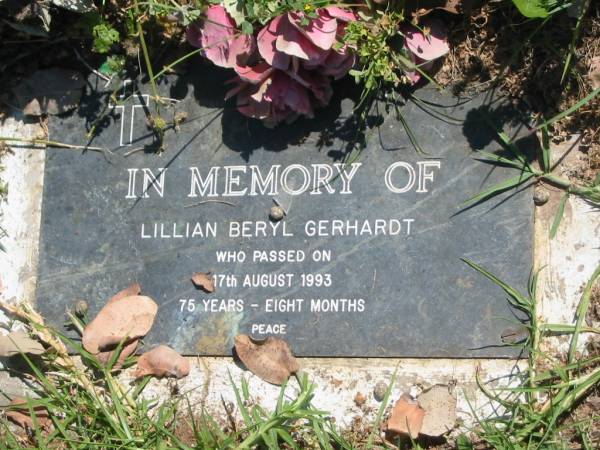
[418,385,457,436]
[0,331,45,357]
[82,295,158,354]
[234,334,299,385]
[90,284,143,368]
[191,272,215,293]
[5,398,51,430]
[387,393,425,439]
[106,282,142,306]
[12,68,85,116]
[133,345,190,379]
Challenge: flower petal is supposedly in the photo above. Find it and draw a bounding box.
[228,34,256,67]
[324,6,358,22]
[234,62,274,84]
[258,15,291,70]
[199,6,238,68]
[276,21,326,62]
[403,19,449,61]
[319,48,355,79]
[268,72,313,117]
[288,10,338,50]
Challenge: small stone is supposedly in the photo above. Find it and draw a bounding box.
[373,381,388,401]
[269,205,285,221]
[74,300,88,316]
[533,187,549,206]
[354,392,367,407]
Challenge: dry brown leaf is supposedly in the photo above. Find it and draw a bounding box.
[106,282,142,306]
[5,398,52,430]
[82,295,158,354]
[191,272,215,293]
[0,331,45,357]
[133,345,190,379]
[234,334,299,385]
[92,284,143,368]
[387,393,425,439]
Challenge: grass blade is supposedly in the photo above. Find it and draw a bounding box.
[462,259,532,311]
[461,171,535,207]
[535,87,600,131]
[568,263,600,363]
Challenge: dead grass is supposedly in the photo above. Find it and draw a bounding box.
[437,3,600,182]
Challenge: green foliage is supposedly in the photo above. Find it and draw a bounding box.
[511,0,562,18]
[99,55,126,76]
[465,261,600,449]
[93,23,120,54]
[463,101,600,239]
[344,12,410,105]
[241,0,325,26]
[0,306,351,449]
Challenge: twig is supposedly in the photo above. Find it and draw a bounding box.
[184,200,237,208]
[0,136,111,154]
[123,147,146,157]
[73,48,110,82]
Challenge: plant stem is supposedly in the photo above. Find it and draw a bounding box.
[542,174,599,202]
[134,0,160,104]
[0,136,108,153]
[151,49,202,83]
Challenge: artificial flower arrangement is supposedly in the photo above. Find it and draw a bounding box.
[186,2,451,127]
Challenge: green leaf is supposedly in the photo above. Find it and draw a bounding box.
[511,0,554,18]
[549,192,569,239]
[223,0,245,26]
[93,23,120,54]
[241,21,253,35]
[540,125,551,173]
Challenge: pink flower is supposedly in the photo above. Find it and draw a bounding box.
[189,6,358,126]
[257,7,357,70]
[401,18,449,84]
[187,5,255,69]
[227,65,333,127]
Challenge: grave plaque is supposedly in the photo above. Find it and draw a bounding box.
[36,67,534,357]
